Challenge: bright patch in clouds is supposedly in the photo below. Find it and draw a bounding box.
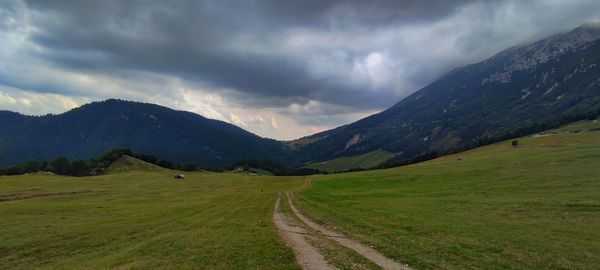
[0,85,87,115]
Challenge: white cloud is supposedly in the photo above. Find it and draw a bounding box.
[0,85,88,115]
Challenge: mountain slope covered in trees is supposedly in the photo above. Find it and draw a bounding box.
[290,25,600,165]
[0,99,292,167]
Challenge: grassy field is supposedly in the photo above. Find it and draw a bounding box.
[0,159,305,269]
[305,150,395,172]
[295,121,600,269]
[1,121,599,269]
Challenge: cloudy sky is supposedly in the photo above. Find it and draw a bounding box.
[1,0,599,140]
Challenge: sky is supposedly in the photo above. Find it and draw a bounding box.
[1,0,599,140]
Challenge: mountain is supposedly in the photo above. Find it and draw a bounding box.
[2,26,600,169]
[291,25,600,165]
[0,99,291,167]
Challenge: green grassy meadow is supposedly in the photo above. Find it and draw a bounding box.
[0,164,305,269]
[295,121,600,269]
[305,150,395,172]
[1,121,599,269]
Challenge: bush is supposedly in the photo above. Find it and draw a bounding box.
[23,160,41,173]
[71,160,90,176]
[137,153,158,164]
[51,157,71,175]
[158,160,175,169]
[180,162,197,171]
[97,148,134,167]
[512,140,519,147]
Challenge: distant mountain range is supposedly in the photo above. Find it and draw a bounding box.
[1,25,600,168]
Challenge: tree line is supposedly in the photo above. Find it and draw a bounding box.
[2,109,598,177]
[0,148,326,177]
[0,148,204,177]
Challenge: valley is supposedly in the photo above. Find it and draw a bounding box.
[2,121,599,269]
[2,26,600,170]
[1,9,599,269]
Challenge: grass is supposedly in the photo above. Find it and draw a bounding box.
[105,155,162,173]
[538,119,600,134]
[0,158,305,269]
[295,121,600,270]
[277,193,381,270]
[305,150,395,172]
[2,121,599,269]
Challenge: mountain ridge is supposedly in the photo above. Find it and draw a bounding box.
[290,24,600,165]
[1,25,600,168]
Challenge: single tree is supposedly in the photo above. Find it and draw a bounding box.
[138,154,158,164]
[158,160,174,169]
[180,162,197,172]
[512,140,519,147]
[98,148,134,167]
[51,157,71,175]
[23,160,41,173]
[40,161,49,171]
[71,160,90,176]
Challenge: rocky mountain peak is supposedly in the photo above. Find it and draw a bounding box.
[481,25,600,85]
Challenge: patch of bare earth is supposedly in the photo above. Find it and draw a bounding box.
[287,193,412,270]
[273,193,336,270]
[345,134,361,150]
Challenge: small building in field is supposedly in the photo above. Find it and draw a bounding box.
[174,174,185,179]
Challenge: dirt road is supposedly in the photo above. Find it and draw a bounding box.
[272,193,336,270]
[286,193,412,270]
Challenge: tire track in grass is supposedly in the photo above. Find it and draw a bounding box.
[273,193,336,270]
[287,193,412,270]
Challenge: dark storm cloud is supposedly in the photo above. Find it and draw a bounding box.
[3,0,600,139]
[22,0,494,110]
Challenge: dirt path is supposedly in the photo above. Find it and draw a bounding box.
[272,193,336,270]
[301,177,313,189]
[286,193,412,270]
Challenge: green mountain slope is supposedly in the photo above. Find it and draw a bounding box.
[304,150,394,172]
[291,25,600,165]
